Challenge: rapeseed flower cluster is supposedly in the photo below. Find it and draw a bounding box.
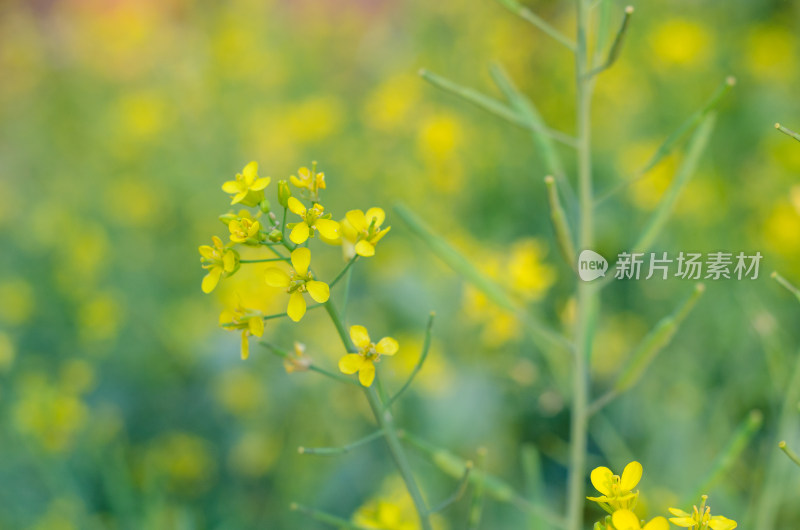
[588,462,736,530]
[200,161,396,386]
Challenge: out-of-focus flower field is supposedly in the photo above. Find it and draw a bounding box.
[1,0,799,528]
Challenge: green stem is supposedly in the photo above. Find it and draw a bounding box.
[384,312,435,410]
[566,1,595,529]
[240,258,288,263]
[330,256,359,288]
[324,300,432,530]
[289,502,371,529]
[298,430,385,455]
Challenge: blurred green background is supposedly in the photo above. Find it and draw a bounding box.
[1,0,800,528]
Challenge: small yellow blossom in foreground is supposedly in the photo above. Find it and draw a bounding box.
[264,248,330,322]
[669,496,737,530]
[219,305,264,360]
[286,197,339,244]
[611,510,669,530]
[222,161,271,207]
[284,342,311,373]
[228,217,262,244]
[290,163,326,201]
[338,325,399,387]
[342,208,391,257]
[587,461,642,514]
[199,236,238,293]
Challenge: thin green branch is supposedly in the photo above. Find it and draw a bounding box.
[632,114,716,253]
[589,283,706,415]
[394,203,572,355]
[775,122,800,143]
[239,257,288,263]
[597,76,735,204]
[289,502,371,530]
[298,430,384,456]
[496,0,576,51]
[682,410,763,505]
[384,312,435,410]
[521,444,546,530]
[779,441,800,467]
[545,175,577,268]
[467,447,487,530]
[399,430,565,528]
[330,256,359,288]
[419,69,576,148]
[771,271,800,303]
[429,460,473,514]
[488,63,576,207]
[261,342,360,386]
[587,6,633,77]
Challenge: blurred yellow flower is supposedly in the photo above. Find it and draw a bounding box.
[148,432,216,497]
[199,236,239,293]
[612,510,669,530]
[219,304,264,360]
[286,197,340,244]
[0,278,34,325]
[215,368,264,416]
[745,26,796,81]
[669,496,737,530]
[290,163,326,201]
[587,461,642,513]
[264,247,330,321]
[353,499,417,530]
[650,19,712,66]
[222,161,270,207]
[341,208,391,258]
[339,325,399,387]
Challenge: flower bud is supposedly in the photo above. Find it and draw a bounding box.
[268,229,283,242]
[259,199,271,214]
[278,180,291,208]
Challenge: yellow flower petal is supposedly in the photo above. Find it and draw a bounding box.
[212,236,224,248]
[612,510,641,530]
[358,361,375,387]
[199,245,215,259]
[201,268,223,293]
[232,190,248,205]
[264,268,291,287]
[375,337,398,356]
[287,291,306,322]
[669,518,696,527]
[349,325,371,349]
[288,196,306,216]
[248,317,264,337]
[242,161,258,179]
[590,466,614,497]
[291,247,311,276]
[306,281,330,303]
[223,251,236,272]
[315,218,340,239]
[290,222,310,244]
[374,226,391,243]
[643,517,670,530]
[222,181,241,194]
[241,330,250,360]
[338,353,365,374]
[365,207,385,228]
[620,461,643,491]
[345,209,368,232]
[668,509,691,518]
[251,177,271,191]
[709,517,737,530]
[355,240,375,257]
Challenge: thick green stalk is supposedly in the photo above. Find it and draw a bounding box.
[566,0,595,528]
[324,300,432,530]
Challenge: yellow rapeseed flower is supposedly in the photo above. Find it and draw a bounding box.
[290,163,326,201]
[669,496,737,530]
[222,161,271,207]
[338,325,399,387]
[228,217,262,244]
[587,461,642,514]
[341,208,391,257]
[219,305,264,360]
[264,247,330,322]
[611,510,669,530]
[286,197,340,244]
[199,236,239,293]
